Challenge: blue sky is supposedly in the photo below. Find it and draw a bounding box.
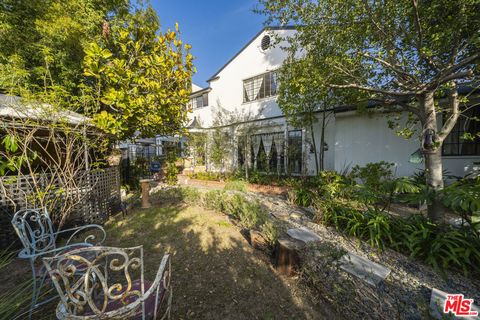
[150,0,266,87]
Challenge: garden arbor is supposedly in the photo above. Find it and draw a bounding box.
[0,94,121,246]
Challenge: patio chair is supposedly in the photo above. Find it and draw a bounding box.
[11,208,107,318]
[42,245,172,320]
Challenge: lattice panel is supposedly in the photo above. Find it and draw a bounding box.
[0,167,121,249]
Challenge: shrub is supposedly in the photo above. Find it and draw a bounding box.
[261,219,285,248]
[321,199,480,275]
[221,193,267,228]
[289,187,315,207]
[180,187,201,205]
[202,190,226,211]
[164,151,179,185]
[224,180,248,192]
[189,171,229,181]
[350,161,394,192]
[151,187,183,203]
[442,177,480,231]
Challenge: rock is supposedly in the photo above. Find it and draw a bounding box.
[287,227,322,244]
[430,288,480,320]
[338,252,391,286]
[271,211,289,220]
[290,212,303,220]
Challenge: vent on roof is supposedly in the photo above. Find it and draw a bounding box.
[261,35,271,51]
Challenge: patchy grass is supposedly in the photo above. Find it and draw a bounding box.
[0,203,336,319]
[105,204,335,319]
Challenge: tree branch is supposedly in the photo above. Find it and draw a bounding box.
[327,82,416,97]
[438,85,460,142]
[432,52,480,87]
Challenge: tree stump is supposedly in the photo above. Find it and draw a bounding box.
[250,230,268,251]
[140,179,152,209]
[275,237,306,276]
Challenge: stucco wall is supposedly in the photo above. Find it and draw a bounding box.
[190,29,296,128]
[334,111,480,178]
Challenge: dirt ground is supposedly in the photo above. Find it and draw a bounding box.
[105,204,336,320]
[0,203,337,319]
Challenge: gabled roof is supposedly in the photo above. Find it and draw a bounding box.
[206,26,296,83]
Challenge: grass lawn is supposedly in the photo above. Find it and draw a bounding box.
[104,203,334,320]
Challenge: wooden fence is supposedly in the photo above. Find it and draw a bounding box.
[0,166,121,249]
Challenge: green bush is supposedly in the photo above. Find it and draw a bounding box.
[180,187,201,205]
[224,180,248,192]
[189,171,227,181]
[261,219,285,248]
[201,190,226,211]
[221,193,267,229]
[287,186,316,207]
[350,161,394,192]
[392,214,480,275]
[442,177,480,231]
[320,200,480,275]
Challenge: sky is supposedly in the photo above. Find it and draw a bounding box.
[150,0,266,88]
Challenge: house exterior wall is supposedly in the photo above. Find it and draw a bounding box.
[334,111,480,178]
[188,27,480,179]
[190,28,296,128]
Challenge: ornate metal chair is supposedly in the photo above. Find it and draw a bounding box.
[42,246,172,320]
[11,208,107,318]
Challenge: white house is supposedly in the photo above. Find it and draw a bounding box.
[187,26,480,178]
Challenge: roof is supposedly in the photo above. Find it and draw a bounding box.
[0,94,90,125]
[206,26,296,82]
[190,87,211,97]
[192,83,203,92]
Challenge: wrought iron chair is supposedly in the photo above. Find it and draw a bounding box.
[11,208,107,318]
[42,245,172,320]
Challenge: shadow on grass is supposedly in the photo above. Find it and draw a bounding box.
[104,203,329,320]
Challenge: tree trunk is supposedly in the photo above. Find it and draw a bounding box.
[310,123,319,175]
[245,138,249,180]
[319,109,326,172]
[424,149,444,222]
[421,91,445,222]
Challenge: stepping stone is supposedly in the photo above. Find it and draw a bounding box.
[271,211,289,219]
[430,288,479,320]
[287,227,322,243]
[338,252,391,286]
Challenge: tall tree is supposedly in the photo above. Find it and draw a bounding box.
[0,2,194,141]
[258,0,480,221]
[277,56,341,173]
[83,6,194,140]
[0,0,129,94]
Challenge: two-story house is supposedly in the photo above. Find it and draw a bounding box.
[186,26,480,178]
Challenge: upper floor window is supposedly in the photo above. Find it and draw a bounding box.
[190,92,209,109]
[442,107,480,156]
[243,71,277,103]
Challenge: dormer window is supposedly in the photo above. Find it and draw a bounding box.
[190,92,209,109]
[243,71,277,103]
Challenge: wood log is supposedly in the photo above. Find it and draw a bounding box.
[275,237,306,276]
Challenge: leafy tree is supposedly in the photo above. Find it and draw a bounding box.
[258,0,480,221]
[0,0,129,94]
[277,56,339,173]
[83,6,194,140]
